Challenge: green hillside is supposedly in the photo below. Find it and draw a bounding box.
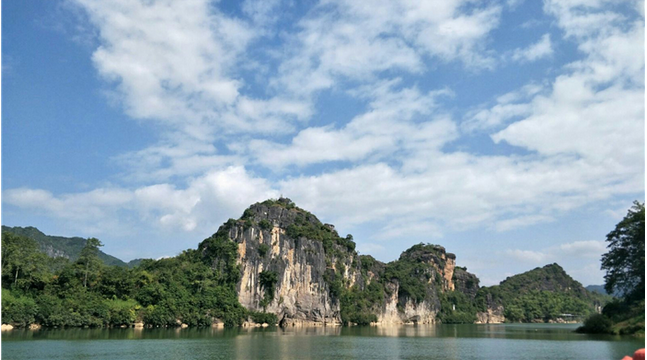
[476,263,611,322]
[1,226,126,267]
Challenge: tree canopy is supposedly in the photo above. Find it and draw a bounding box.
[601,201,645,302]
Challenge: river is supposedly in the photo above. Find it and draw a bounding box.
[2,323,643,359]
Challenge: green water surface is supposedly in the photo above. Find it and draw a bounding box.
[2,323,644,359]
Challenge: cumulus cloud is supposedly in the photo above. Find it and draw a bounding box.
[4,167,278,236]
[462,83,544,132]
[72,0,312,181]
[492,7,644,193]
[506,240,607,264]
[246,82,456,168]
[272,0,502,96]
[511,33,553,62]
[505,249,548,263]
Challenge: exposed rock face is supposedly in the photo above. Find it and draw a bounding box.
[224,199,359,325]
[475,306,505,324]
[453,267,480,299]
[210,198,479,326]
[377,281,440,324]
[373,244,474,324]
[41,245,69,259]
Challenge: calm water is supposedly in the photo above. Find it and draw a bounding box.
[2,323,644,360]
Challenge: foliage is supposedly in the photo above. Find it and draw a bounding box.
[259,271,278,308]
[1,231,249,328]
[575,314,613,334]
[1,289,37,327]
[383,256,434,303]
[1,226,126,266]
[438,291,477,324]
[284,211,355,254]
[258,244,270,257]
[475,263,603,322]
[258,220,272,231]
[601,201,645,302]
[78,238,103,288]
[249,311,278,325]
[577,202,646,335]
[339,282,383,325]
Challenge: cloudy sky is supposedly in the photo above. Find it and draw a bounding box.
[2,0,644,286]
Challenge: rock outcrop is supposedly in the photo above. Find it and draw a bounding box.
[206,198,479,326]
[218,198,360,326]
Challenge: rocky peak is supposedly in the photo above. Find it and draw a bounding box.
[238,198,322,230]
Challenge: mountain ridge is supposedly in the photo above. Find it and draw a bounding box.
[1,198,608,327]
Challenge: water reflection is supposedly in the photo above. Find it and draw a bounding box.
[2,324,644,360]
[0,323,632,342]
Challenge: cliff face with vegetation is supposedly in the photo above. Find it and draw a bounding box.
[212,198,360,326]
[202,198,479,326]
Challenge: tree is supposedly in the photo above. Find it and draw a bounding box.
[78,238,103,288]
[601,201,645,302]
[1,232,47,288]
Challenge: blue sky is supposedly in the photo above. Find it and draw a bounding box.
[2,0,644,286]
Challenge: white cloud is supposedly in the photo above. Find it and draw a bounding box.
[462,83,545,132]
[511,33,553,62]
[246,82,456,168]
[558,240,607,257]
[72,0,312,182]
[4,167,278,236]
[5,0,640,274]
[495,215,554,232]
[272,0,502,97]
[505,249,548,263]
[492,14,644,183]
[76,0,251,124]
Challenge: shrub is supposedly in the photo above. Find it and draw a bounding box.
[259,271,279,308]
[576,314,613,334]
[259,220,272,230]
[249,311,278,325]
[258,244,270,257]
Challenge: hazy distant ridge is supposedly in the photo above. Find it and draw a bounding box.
[1,226,128,267]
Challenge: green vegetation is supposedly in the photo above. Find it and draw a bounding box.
[259,271,278,308]
[340,282,383,325]
[249,311,278,325]
[579,202,645,335]
[1,231,253,328]
[258,220,272,230]
[2,226,126,267]
[258,243,270,257]
[438,291,477,324]
[383,244,444,303]
[283,210,355,255]
[3,198,618,330]
[475,264,606,322]
[601,201,645,302]
[576,314,613,334]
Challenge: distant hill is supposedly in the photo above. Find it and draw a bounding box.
[126,258,147,268]
[586,284,623,298]
[586,284,607,295]
[1,226,126,267]
[476,263,611,322]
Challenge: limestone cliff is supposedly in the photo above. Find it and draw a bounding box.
[207,198,479,326]
[218,198,361,326]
